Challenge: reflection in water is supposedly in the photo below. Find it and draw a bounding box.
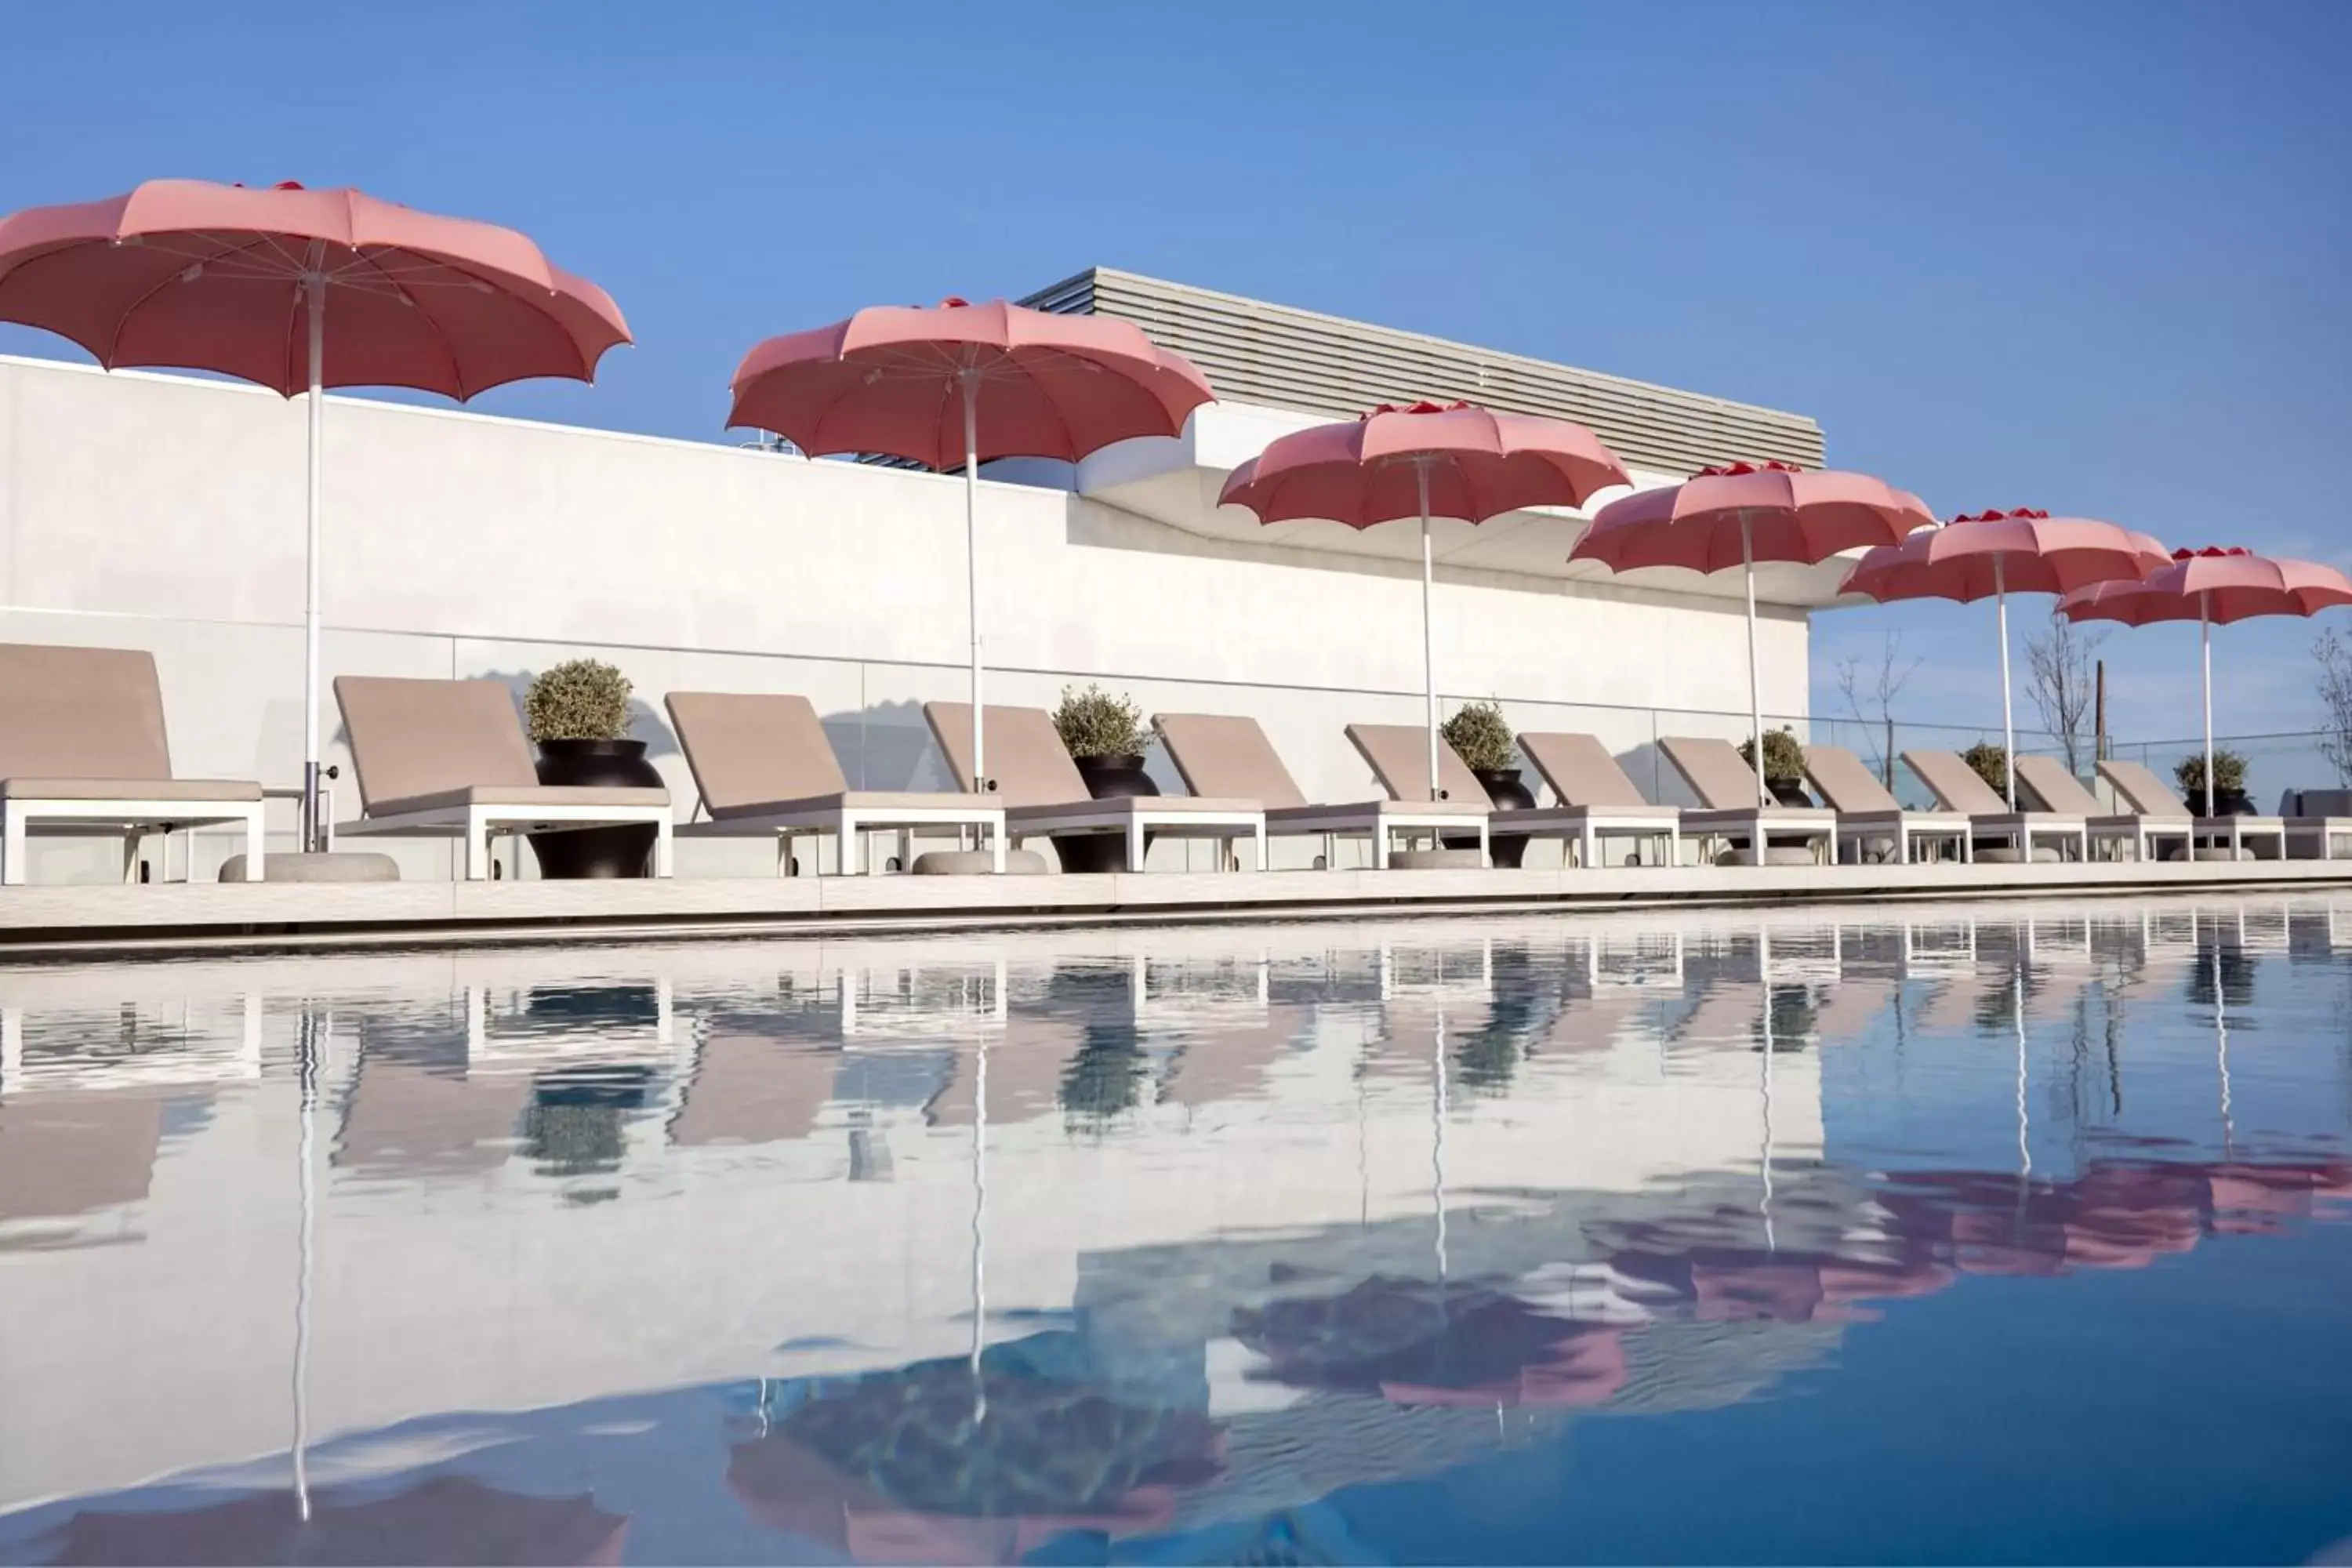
[0,899,2349,1564]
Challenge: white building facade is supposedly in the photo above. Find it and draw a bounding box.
[0,270,1841,879]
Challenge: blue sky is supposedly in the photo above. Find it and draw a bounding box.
[3,1,2347,741]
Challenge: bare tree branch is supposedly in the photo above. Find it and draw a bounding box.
[1835,630,1921,786]
[2315,630,2352,787]
[2024,614,2105,774]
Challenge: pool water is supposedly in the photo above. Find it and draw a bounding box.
[2,898,2348,1565]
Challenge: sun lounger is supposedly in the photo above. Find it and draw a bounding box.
[1801,743,1970,864]
[1151,713,1485,868]
[333,676,673,880]
[1343,724,1505,863]
[2091,757,2294,861]
[1657,736,1835,865]
[1901,749,2085,862]
[2013,756,2194,861]
[0,643,264,884]
[1515,732,1681,867]
[665,691,1004,873]
[924,702,1264,871]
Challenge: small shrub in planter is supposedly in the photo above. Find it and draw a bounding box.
[1963,742,2009,797]
[2176,748,2249,803]
[525,659,633,742]
[1051,684,1148,760]
[1440,700,1516,774]
[1737,727,1807,785]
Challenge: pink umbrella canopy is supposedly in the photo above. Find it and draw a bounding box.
[0,179,630,395]
[2056,546,2352,626]
[1217,400,1628,527]
[2060,547,2352,814]
[1570,460,1936,804]
[1219,401,1631,800]
[727,296,1212,466]
[0,178,632,851]
[727,297,1215,795]
[1570,459,1933,574]
[1842,509,2169,603]
[1842,509,2169,805]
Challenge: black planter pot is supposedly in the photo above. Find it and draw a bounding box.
[1445,767,1536,867]
[1055,754,1159,873]
[2209,786,2254,816]
[528,739,662,879]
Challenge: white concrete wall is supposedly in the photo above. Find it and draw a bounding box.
[0,356,1809,880]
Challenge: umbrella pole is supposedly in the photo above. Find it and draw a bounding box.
[2201,593,2215,818]
[1742,514,1766,807]
[961,371,985,796]
[1418,463,1439,800]
[300,274,325,853]
[1996,559,2016,808]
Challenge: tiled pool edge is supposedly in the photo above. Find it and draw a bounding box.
[2,859,2350,958]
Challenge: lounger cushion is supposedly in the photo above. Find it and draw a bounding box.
[0,777,263,802]
[1152,713,1310,809]
[708,789,996,821]
[923,703,1090,808]
[0,644,178,783]
[369,784,670,815]
[2013,756,2107,815]
[1516,732,1652,809]
[666,691,855,815]
[1345,724,1493,804]
[1662,736,1805,811]
[1802,744,1904,815]
[333,676,542,815]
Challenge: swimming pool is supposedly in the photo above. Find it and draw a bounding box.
[2,897,2347,1563]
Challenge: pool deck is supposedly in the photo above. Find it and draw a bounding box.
[2,857,2349,957]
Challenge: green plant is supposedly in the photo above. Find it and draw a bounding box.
[524,659,633,742]
[1440,699,1516,773]
[1737,726,1806,784]
[1963,742,2009,796]
[2176,748,2248,800]
[1051,683,1148,760]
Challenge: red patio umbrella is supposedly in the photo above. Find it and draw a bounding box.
[1571,461,1934,804]
[1842,510,2169,804]
[2060,547,2352,814]
[728,299,1214,794]
[1218,401,1629,799]
[0,179,632,850]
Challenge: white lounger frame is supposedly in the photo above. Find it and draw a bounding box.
[1011,804,1268,873]
[339,801,675,880]
[1508,808,1681,869]
[1265,806,1488,870]
[1965,814,2090,862]
[680,803,1007,875]
[1679,808,1837,866]
[1831,811,1973,865]
[2,797,266,885]
[2285,818,2352,860]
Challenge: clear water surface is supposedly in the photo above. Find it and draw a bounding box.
[1,896,2348,1565]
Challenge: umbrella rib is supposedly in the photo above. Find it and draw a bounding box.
[332,245,470,397]
[100,231,302,370]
